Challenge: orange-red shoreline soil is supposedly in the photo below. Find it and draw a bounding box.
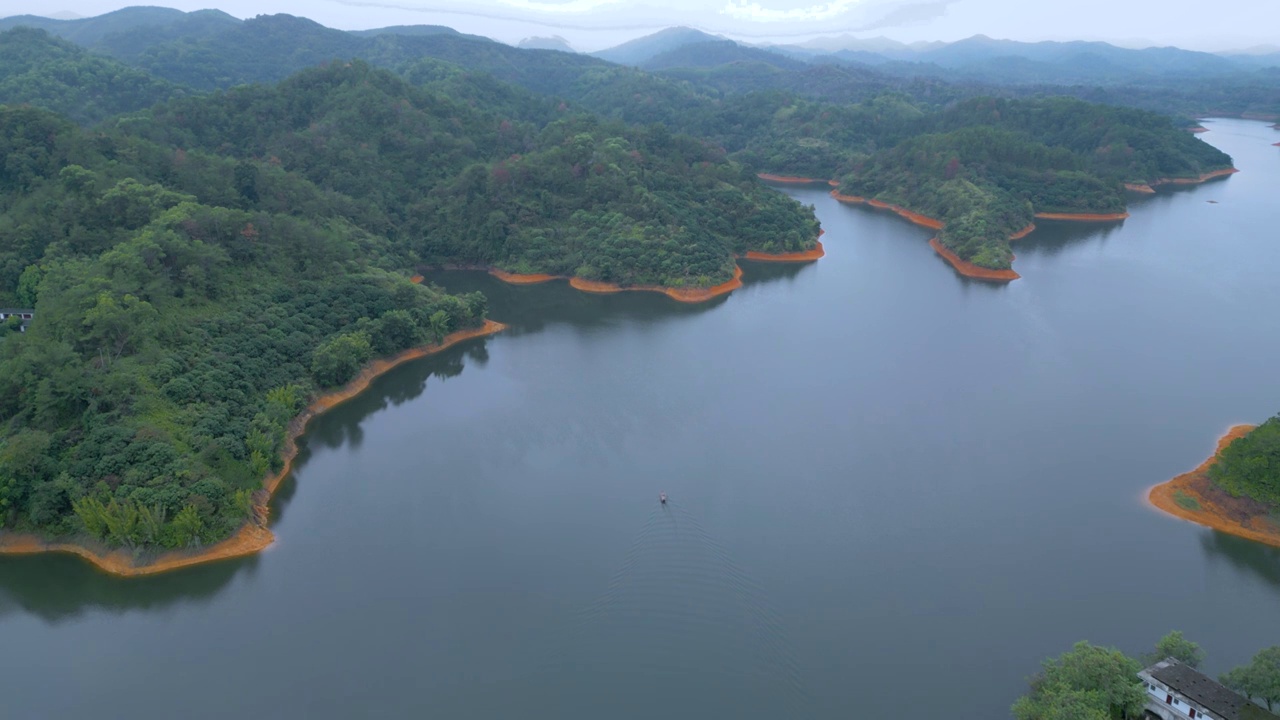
[1189,126,1209,133]
[568,265,745,303]
[1034,211,1130,221]
[743,241,826,262]
[928,238,1020,282]
[756,173,831,185]
[490,227,824,301]
[0,320,509,577]
[1008,223,1037,241]
[1151,167,1239,185]
[1125,168,1238,194]
[829,191,944,230]
[489,269,558,284]
[832,190,1033,277]
[1147,425,1280,549]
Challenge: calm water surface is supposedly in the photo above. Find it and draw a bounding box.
[4,119,1280,718]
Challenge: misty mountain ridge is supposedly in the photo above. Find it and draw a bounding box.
[0,6,240,49]
[2,7,1276,120]
[641,40,807,72]
[591,27,1276,84]
[591,26,724,65]
[517,35,575,52]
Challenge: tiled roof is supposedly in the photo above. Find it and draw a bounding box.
[1147,659,1279,720]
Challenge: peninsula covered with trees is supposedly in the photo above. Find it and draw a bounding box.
[1149,417,1280,549]
[833,97,1234,271]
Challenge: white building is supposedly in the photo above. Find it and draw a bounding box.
[1139,658,1278,720]
[0,309,33,333]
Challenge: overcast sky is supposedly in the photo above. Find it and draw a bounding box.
[13,0,1280,52]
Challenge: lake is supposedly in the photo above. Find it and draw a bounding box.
[3,118,1279,719]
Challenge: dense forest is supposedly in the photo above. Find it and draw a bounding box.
[0,55,816,549]
[0,10,1255,551]
[123,62,820,284]
[0,27,184,124]
[0,103,488,548]
[1210,415,1280,507]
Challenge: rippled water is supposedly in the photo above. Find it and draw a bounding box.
[2,119,1279,719]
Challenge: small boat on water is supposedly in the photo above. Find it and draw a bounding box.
[659,492,667,505]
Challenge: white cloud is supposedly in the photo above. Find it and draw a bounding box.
[720,0,867,22]
[495,0,626,14]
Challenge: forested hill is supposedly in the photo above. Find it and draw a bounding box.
[123,60,819,282]
[0,59,818,550]
[0,102,489,550]
[0,7,240,48]
[0,27,184,124]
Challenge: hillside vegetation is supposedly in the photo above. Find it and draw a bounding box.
[0,12,1252,551]
[0,103,487,548]
[1211,416,1280,507]
[0,59,817,550]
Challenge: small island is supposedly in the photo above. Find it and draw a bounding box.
[1148,419,1280,549]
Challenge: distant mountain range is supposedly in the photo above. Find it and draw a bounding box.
[1,9,1276,121]
[589,27,1279,86]
[591,27,723,65]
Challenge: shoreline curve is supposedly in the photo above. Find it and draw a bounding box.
[831,190,1031,278]
[489,269,558,284]
[0,320,509,577]
[1150,167,1239,186]
[488,228,825,301]
[1034,211,1129,222]
[743,240,826,262]
[1147,425,1280,549]
[756,173,835,186]
[1124,168,1237,194]
[829,190,944,230]
[569,265,745,303]
[1009,223,1036,241]
[929,238,1020,282]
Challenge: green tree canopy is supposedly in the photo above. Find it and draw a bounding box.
[1222,646,1280,712]
[1145,631,1205,669]
[1013,641,1146,720]
[1210,415,1280,507]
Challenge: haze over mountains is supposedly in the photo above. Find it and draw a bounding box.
[586,26,1280,86]
[3,7,1278,126]
[4,7,1278,87]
